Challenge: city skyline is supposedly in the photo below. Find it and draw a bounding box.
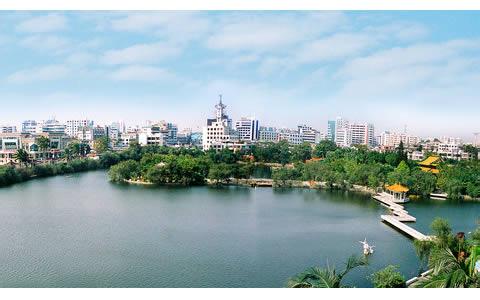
[1,11,480,139]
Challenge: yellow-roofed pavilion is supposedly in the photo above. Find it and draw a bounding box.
[419,155,441,174]
[386,184,409,203]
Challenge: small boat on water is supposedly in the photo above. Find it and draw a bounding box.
[359,238,375,256]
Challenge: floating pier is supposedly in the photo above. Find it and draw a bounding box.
[373,192,433,240]
[373,191,434,287]
[381,215,431,241]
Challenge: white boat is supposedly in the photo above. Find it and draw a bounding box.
[359,238,375,256]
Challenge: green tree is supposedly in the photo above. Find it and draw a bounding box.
[108,160,140,183]
[94,136,110,154]
[13,149,31,167]
[36,136,50,161]
[313,140,337,158]
[208,163,234,185]
[291,142,312,162]
[286,255,367,288]
[272,167,300,187]
[412,218,480,288]
[409,169,437,197]
[412,248,479,288]
[385,152,399,167]
[370,265,406,288]
[462,145,478,160]
[397,141,408,163]
[387,161,410,186]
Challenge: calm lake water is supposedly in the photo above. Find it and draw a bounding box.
[0,171,478,287]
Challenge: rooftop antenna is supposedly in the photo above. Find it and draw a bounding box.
[215,94,226,120]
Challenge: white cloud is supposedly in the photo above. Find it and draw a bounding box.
[109,12,210,42]
[16,14,67,33]
[206,12,347,52]
[296,33,376,63]
[19,35,70,54]
[109,65,173,81]
[102,42,180,65]
[337,39,480,80]
[363,22,429,42]
[7,65,70,83]
[65,52,96,66]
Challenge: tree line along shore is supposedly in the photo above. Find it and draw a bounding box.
[1,140,479,200]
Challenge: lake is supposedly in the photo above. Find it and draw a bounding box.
[0,171,478,287]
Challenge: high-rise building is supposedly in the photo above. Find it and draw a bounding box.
[202,96,241,151]
[349,123,375,147]
[334,117,349,147]
[111,121,126,134]
[380,131,419,148]
[298,124,322,144]
[278,128,303,145]
[66,119,93,137]
[327,120,336,142]
[259,127,279,142]
[21,120,37,134]
[140,121,178,146]
[236,117,259,142]
[40,119,66,135]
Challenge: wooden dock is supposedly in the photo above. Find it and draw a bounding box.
[373,192,433,240]
[373,193,416,222]
[381,215,430,241]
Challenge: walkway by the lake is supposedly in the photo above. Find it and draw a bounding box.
[373,192,431,241]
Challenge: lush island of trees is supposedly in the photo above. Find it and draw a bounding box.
[1,139,479,200]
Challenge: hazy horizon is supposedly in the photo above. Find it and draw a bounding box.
[1,11,479,140]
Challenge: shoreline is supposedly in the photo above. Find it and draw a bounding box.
[123,177,378,195]
[122,177,480,202]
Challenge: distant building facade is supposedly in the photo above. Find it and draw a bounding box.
[202,96,245,151]
[235,117,259,142]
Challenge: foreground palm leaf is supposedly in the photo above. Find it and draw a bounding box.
[286,255,367,288]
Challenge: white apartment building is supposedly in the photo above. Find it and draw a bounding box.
[139,132,164,146]
[335,117,350,147]
[349,123,375,147]
[0,132,66,165]
[259,127,279,142]
[66,119,93,137]
[77,127,94,142]
[202,97,241,151]
[380,131,420,148]
[437,142,462,160]
[441,136,463,145]
[235,117,259,142]
[298,125,323,144]
[278,129,303,145]
[139,121,178,146]
[0,125,17,133]
[0,133,21,165]
[38,119,66,135]
[119,132,138,148]
[408,151,425,161]
[333,117,375,148]
[21,120,37,134]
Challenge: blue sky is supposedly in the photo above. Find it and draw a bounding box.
[0,11,479,140]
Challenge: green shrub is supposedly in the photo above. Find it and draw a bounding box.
[371,265,406,288]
